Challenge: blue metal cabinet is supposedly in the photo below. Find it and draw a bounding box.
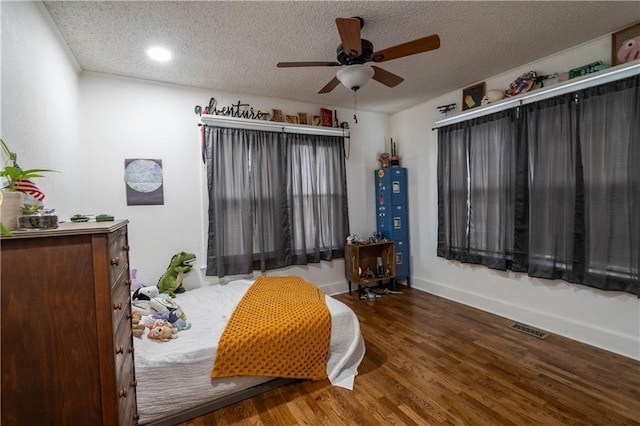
[375,167,411,287]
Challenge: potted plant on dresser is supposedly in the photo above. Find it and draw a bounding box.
[0,138,55,235]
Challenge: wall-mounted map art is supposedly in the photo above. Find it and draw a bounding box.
[124,158,164,205]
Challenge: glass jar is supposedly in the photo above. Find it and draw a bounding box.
[17,209,59,230]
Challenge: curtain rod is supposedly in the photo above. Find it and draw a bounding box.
[199,114,350,137]
[433,60,640,129]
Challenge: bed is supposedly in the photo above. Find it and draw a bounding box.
[134,278,366,425]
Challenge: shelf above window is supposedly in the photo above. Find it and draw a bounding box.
[434,60,640,128]
[200,114,350,137]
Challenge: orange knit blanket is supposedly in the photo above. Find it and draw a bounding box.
[211,276,331,380]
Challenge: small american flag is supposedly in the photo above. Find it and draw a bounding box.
[14,179,45,201]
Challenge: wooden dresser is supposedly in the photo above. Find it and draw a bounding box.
[1,220,138,425]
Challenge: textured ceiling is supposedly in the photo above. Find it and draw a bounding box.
[43,1,640,114]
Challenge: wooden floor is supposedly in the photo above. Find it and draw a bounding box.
[180,286,640,425]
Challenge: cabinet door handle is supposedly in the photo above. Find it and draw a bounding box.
[113,302,123,310]
[119,388,128,398]
[124,245,130,252]
[131,379,138,388]
[124,279,131,287]
[110,257,120,266]
[115,345,124,354]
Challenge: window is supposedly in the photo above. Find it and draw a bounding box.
[204,126,349,277]
[438,75,639,296]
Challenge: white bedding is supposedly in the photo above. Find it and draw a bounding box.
[134,279,365,425]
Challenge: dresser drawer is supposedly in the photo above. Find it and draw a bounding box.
[114,329,134,385]
[112,282,131,333]
[116,352,137,425]
[108,227,129,285]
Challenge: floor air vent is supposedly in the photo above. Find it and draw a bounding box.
[509,323,549,339]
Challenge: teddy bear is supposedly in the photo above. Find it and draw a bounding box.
[147,319,178,342]
[131,311,146,338]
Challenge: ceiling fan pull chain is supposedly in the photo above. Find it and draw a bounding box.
[353,90,358,124]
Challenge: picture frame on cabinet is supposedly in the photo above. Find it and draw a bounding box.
[611,22,640,66]
[462,81,485,110]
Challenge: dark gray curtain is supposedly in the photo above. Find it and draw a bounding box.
[522,94,579,281]
[205,126,349,277]
[438,75,639,296]
[437,109,517,270]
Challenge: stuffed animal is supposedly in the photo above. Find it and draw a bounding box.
[149,295,179,314]
[147,319,178,342]
[131,311,146,338]
[618,36,640,64]
[149,297,192,331]
[157,252,196,297]
[378,152,391,168]
[481,89,505,105]
[132,284,159,301]
[130,268,143,293]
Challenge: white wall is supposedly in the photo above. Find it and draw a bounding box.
[391,36,640,360]
[1,1,81,210]
[77,73,388,295]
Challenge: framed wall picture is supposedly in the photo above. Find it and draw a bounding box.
[462,82,486,111]
[272,109,283,122]
[124,158,164,206]
[611,22,640,66]
[298,112,308,125]
[320,108,333,127]
[285,114,299,124]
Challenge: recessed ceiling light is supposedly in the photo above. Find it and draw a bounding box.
[147,46,172,62]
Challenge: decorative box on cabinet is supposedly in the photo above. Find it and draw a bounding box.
[1,220,139,425]
[375,167,411,288]
[345,241,396,299]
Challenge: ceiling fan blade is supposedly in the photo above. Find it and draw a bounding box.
[372,34,440,62]
[318,77,341,94]
[277,61,341,68]
[336,17,362,57]
[371,66,404,87]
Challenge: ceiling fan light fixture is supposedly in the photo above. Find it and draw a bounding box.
[336,64,374,91]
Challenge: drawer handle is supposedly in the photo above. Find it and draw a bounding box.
[110,257,120,266]
[113,302,123,310]
[115,345,124,354]
[119,388,128,398]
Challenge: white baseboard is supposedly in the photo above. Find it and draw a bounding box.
[411,277,639,361]
[321,281,353,297]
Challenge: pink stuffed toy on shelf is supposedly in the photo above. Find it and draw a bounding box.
[618,36,640,64]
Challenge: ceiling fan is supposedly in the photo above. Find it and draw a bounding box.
[277,17,440,94]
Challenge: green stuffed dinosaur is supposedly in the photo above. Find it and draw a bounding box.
[157,252,196,297]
